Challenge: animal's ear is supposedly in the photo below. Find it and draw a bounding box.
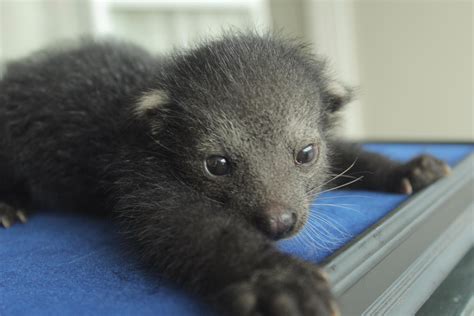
[133,89,170,118]
[322,81,354,112]
[133,89,171,134]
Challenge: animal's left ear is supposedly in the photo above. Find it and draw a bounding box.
[322,81,354,112]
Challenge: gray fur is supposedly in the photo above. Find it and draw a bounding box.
[0,33,449,316]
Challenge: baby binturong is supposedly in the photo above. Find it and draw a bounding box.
[0,33,450,315]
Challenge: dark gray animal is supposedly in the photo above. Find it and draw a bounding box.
[0,34,449,316]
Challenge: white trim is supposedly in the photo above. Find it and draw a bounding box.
[92,0,267,10]
[88,0,271,38]
[461,296,474,316]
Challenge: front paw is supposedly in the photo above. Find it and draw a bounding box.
[216,261,338,316]
[390,154,451,194]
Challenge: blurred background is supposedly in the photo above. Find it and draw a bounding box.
[1,0,472,141]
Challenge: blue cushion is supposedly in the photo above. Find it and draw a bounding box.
[1,144,472,315]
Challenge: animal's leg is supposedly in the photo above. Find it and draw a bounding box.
[329,142,450,194]
[111,163,338,316]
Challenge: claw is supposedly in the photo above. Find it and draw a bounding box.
[0,203,28,228]
[442,164,452,175]
[400,178,413,195]
[319,270,330,284]
[16,210,28,223]
[1,216,12,228]
[330,300,341,316]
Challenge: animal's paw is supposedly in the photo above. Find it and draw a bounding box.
[217,261,338,316]
[390,154,451,194]
[0,202,28,228]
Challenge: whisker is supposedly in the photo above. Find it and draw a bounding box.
[305,226,347,244]
[307,213,351,240]
[325,173,358,180]
[321,158,358,187]
[302,229,338,249]
[305,158,360,198]
[314,194,373,200]
[311,203,363,215]
[311,212,352,238]
[301,226,333,246]
[316,175,364,195]
[305,220,339,242]
[312,202,356,207]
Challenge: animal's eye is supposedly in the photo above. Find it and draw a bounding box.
[205,155,231,176]
[295,144,318,165]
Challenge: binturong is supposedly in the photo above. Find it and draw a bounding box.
[0,33,450,315]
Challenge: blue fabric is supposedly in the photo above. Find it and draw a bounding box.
[1,144,472,316]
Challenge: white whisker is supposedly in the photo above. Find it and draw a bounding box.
[318,176,364,194]
[322,158,358,187]
[309,212,352,238]
[305,158,362,199]
[314,194,373,200]
[305,221,339,242]
[311,203,362,215]
[326,173,358,180]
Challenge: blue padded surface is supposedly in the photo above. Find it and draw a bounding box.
[1,144,473,316]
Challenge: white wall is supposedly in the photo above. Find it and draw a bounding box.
[0,0,91,62]
[301,0,365,140]
[353,0,473,141]
[271,0,473,141]
[0,0,270,62]
[1,0,472,141]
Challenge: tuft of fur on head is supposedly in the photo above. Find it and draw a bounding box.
[134,32,354,239]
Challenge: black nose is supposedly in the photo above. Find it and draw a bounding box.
[257,205,297,240]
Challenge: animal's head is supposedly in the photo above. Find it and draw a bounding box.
[135,34,353,240]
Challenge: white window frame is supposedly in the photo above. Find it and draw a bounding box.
[323,154,473,315]
[89,0,271,36]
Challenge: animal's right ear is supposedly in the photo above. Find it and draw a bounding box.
[133,89,171,134]
[322,81,354,113]
[133,89,170,118]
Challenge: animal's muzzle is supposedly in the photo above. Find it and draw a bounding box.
[256,203,297,240]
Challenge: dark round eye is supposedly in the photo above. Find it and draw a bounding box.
[295,144,318,165]
[205,155,231,176]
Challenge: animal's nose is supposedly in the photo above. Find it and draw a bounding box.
[257,204,297,240]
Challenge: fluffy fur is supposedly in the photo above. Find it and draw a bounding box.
[0,34,449,316]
